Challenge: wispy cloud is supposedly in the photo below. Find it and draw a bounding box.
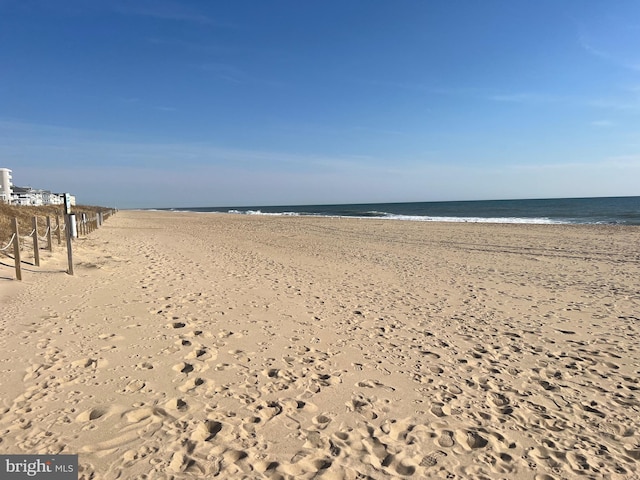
[591,119,614,127]
[146,37,235,55]
[38,0,215,24]
[487,92,561,104]
[583,81,640,111]
[117,97,140,104]
[604,154,640,167]
[509,154,640,172]
[110,0,231,27]
[579,36,640,72]
[0,119,374,172]
[364,78,571,107]
[198,63,247,84]
[359,78,483,97]
[587,98,640,111]
[351,126,409,137]
[197,62,286,88]
[487,88,640,112]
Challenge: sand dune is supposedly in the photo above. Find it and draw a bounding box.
[1,210,639,479]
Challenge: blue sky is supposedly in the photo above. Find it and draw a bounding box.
[1,0,639,208]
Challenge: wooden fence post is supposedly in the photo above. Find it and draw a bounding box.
[46,216,53,252]
[56,214,61,245]
[12,218,22,281]
[32,216,40,267]
[65,214,74,275]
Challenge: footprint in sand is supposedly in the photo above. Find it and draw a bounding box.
[455,429,488,450]
[281,397,317,414]
[420,450,447,467]
[311,414,332,430]
[186,347,213,360]
[164,398,189,412]
[190,420,223,442]
[253,401,283,421]
[356,379,396,391]
[76,406,112,422]
[430,403,445,417]
[124,379,146,393]
[173,362,195,374]
[437,430,455,448]
[178,377,205,393]
[136,362,154,370]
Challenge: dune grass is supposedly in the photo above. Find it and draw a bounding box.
[0,203,111,247]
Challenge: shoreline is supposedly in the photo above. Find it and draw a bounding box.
[127,209,640,234]
[133,195,640,226]
[136,208,640,226]
[1,210,639,479]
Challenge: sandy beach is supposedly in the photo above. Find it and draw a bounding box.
[1,210,639,479]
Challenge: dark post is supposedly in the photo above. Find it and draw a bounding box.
[65,214,74,275]
[56,214,61,245]
[32,216,40,267]
[46,216,53,252]
[63,194,74,275]
[12,218,22,281]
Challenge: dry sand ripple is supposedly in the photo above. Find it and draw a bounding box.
[1,211,639,479]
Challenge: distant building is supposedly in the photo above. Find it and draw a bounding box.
[43,190,64,205]
[12,186,41,206]
[11,187,65,206]
[1,167,73,206]
[0,168,12,203]
[58,194,76,207]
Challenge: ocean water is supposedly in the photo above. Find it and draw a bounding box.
[164,196,640,225]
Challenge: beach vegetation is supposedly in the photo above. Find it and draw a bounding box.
[0,203,111,245]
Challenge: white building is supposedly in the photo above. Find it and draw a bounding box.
[0,168,12,204]
[1,167,74,206]
[10,187,64,206]
[12,186,42,206]
[43,191,63,205]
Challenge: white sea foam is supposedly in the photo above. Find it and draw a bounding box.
[222,209,569,224]
[151,197,640,225]
[380,214,568,224]
[230,209,300,216]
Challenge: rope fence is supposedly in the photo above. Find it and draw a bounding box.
[1,209,117,280]
[38,226,51,242]
[0,234,16,252]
